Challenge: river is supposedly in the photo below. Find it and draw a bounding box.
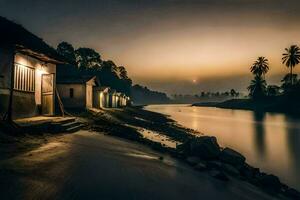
[145,104,300,190]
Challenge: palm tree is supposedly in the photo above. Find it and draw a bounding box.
[250,57,270,78]
[266,85,280,96]
[282,45,300,85]
[281,73,298,93]
[248,75,267,100]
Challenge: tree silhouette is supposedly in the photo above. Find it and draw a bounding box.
[56,41,133,96]
[281,73,298,93]
[248,57,269,100]
[282,45,300,85]
[131,84,170,104]
[266,85,280,96]
[250,57,269,78]
[98,61,132,95]
[118,66,129,79]
[57,42,76,64]
[230,89,237,97]
[248,75,267,100]
[75,48,102,70]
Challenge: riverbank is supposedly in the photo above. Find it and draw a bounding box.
[0,130,283,200]
[77,107,299,199]
[192,96,300,115]
[0,107,299,199]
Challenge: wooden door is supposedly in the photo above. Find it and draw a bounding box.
[41,74,54,115]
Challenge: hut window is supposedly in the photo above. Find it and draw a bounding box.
[13,64,35,92]
[69,88,74,98]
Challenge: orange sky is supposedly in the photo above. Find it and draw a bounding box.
[2,0,300,94]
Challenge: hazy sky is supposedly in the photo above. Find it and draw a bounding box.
[1,0,300,94]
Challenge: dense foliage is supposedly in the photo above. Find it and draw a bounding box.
[248,57,269,100]
[131,85,171,105]
[56,42,169,102]
[56,42,132,96]
[244,45,300,113]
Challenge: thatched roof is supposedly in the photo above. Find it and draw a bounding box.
[0,16,65,64]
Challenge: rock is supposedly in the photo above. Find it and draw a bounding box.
[210,170,229,182]
[240,163,260,180]
[151,143,165,152]
[206,160,222,169]
[257,174,282,193]
[173,152,186,159]
[283,187,300,199]
[221,163,240,176]
[176,140,191,156]
[194,161,207,171]
[186,156,202,166]
[220,148,245,166]
[189,136,221,159]
[239,163,267,186]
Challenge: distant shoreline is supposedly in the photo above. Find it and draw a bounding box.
[192,97,300,116]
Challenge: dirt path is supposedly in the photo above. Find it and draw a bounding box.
[0,130,279,200]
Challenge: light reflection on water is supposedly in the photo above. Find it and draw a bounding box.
[145,104,300,190]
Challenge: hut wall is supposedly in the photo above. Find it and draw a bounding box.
[57,84,86,108]
[0,50,56,119]
[108,94,113,108]
[92,89,108,109]
[100,92,108,108]
[93,89,100,109]
[12,53,56,119]
[86,83,93,108]
[104,93,109,107]
[112,95,117,108]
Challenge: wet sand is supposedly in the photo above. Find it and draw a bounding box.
[0,130,279,200]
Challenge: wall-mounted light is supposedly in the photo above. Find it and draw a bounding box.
[36,63,47,76]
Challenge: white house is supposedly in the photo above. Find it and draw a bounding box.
[0,16,65,120]
[93,86,110,108]
[93,87,131,109]
[56,66,98,109]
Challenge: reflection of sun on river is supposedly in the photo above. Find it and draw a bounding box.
[145,104,300,191]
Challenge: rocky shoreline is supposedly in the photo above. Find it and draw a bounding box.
[177,137,300,199]
[85,107,300,199]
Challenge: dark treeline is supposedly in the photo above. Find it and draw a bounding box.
[215,45,300,114]
[247,48,300,100]
[56,42,170,104]
[172,89,241,104]
[130,85,171,105]
[247,46,300,111]
[56,42,132,96]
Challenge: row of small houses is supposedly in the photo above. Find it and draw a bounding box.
[57,66,131,110]
[0,16,130,120]
[58,75,130,110]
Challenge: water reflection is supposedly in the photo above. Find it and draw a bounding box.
[285,115,300,174]
[145,104,300,190]
[253,112,266,158]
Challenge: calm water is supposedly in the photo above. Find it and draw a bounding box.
[145,104,300,190]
